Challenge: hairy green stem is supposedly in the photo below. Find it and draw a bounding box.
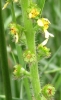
[10,1,32,100]
[0,1,12,100]
[20,0,35,51]
[16,44,32,100]
[21,0,41,100]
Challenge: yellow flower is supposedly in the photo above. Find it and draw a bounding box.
[10,27,17,35]
[41,18,50,30]
[9,23,18,35]
[2,2,9,10]
[37,18,50,30]
[9,23,19,43]
[37,18,54,40]
[10,27,19,43]
[29,8,40,19]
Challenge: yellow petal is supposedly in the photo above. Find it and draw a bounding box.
[29,13,33,18]
[41,18,50,30]
[41,18,50,25]
[37,19,44,27]
[29,8,40,19]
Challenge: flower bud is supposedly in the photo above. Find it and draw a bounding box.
[23,50,36,63]
[37,44,51,60]
[13,64,30,78]
[42,84,55,98]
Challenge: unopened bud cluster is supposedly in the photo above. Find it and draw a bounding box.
[42,84,55,98]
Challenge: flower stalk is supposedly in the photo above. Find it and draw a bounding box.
[20,0,41,100]
[10,0,32,100]
[1,0,55,100]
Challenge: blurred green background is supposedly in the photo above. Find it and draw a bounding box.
[0,0,61,100]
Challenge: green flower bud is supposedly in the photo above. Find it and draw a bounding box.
[42,84,55,98]
[37,44,51,60]
[23,50,36,63]
[13,64,30,78]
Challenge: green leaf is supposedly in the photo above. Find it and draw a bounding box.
[37,0,45,13]
[0,95,25,100]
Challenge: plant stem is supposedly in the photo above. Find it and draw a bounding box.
[20,0,41,100]
[20,0,35,51]
[0,94,25,100]
[10,0,16,22]
[15,44,32,100]
[16,44,24,66]
[0,1,12,100]
[10,1,32,100]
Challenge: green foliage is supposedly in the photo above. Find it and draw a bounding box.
[0,0,61,100]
